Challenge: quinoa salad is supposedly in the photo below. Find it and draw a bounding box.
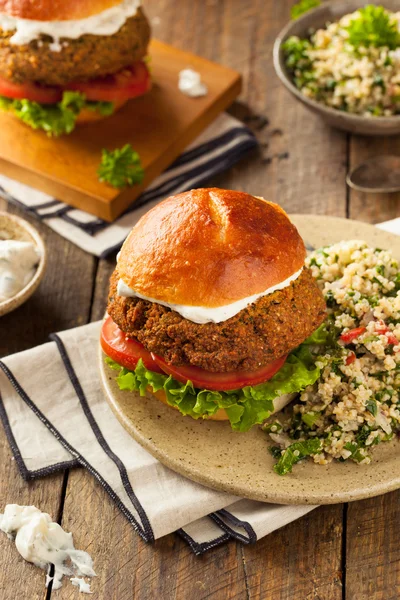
[283,5,400,116]
[265,240,400,475]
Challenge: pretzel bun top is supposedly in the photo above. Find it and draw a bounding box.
[0,0,127,21]
[117,188,306,308]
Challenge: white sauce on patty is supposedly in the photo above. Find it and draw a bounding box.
[117,267,303,324]
[0,505,96,592]
[0,0,141,50]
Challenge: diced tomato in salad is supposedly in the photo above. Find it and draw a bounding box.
[386,332,398,346]
[340,327,366,344]
[374,321,399,346]
[345,352,356,365]
[340,321,399,350]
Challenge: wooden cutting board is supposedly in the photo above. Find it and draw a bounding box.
[0,39,241,221]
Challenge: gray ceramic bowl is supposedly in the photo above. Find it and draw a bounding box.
[273,0,400,135]
[0,212,46,317]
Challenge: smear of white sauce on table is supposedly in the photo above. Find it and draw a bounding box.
[0,505,96,594]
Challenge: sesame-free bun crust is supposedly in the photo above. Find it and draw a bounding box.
[118,188,306,307]
[0,0,122,20]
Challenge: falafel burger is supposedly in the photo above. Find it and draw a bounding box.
[0,0,151,135]
[101,188,328,432]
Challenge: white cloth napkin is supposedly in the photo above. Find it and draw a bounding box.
[0,113,257,257]
[0,218,397,554]
[0,322,314,554]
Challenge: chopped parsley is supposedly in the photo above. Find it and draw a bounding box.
[273,439,322,475]
[97,144,144,188]
[365,399,378,417]
[301,411,321,428]
[345,5,400,50]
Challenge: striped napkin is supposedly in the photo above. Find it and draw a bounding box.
[0,113,257,257]
[0,322,315,554]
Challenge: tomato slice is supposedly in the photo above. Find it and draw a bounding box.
[101,316,163,373]
[0,76,62,104]
[67,61,151,103]
[0,60,150,105]
[151,353,288,392]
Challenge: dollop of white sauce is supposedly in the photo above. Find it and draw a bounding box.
[178,69,208,97]
[117,267,303,324]
[0,239,39,303]
[0,505,96,593]
[0,0,141,50]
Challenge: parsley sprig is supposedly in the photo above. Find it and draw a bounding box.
[345,5,400,49]
[97,144,144,188]
[291,0,321,20]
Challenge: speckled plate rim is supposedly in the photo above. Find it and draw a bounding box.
[0,212,47,317]
[99,215,400,505]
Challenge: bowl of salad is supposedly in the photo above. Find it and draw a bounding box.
[273,0,400,135]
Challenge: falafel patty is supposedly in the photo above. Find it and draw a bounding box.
[0,8,150,86]
[107,268,327,373]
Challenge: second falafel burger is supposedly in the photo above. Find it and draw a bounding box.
[101,188,327,432]
[0,0,151,135]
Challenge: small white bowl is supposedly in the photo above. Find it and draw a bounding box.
[0,212,47,317]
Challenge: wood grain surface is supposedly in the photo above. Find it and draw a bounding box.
[0,1,399,599]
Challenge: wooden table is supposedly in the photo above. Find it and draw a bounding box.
[1,1,399,598]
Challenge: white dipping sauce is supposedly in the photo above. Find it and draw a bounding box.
[0,505,96,593]
[117,267,303,324]
[0,239,39,303]
[178,69,208,97]
[0,0,141,50]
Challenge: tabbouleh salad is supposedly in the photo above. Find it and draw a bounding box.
[266,240,400,475]
[283,5,400,116]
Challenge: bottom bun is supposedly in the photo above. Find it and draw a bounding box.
[147,387,296,422]
[76,97,128,124]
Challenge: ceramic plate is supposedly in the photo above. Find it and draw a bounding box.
[100,215,400,505]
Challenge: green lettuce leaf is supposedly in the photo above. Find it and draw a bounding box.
[301,321,336,346]
[105,333,323,432]
[0,91,114,136]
